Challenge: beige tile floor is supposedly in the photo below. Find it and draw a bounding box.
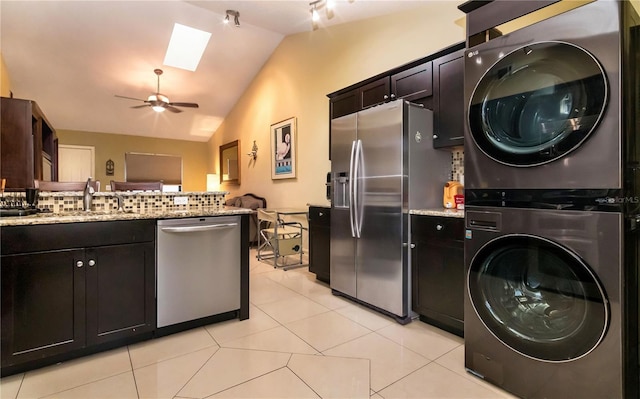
[0,249,518,399]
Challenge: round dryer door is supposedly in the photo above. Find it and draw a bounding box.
[467,234,608,362]
[468,41,607,167]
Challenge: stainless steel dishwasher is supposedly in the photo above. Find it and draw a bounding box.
[156,216,241,328]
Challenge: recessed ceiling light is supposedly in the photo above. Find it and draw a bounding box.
[163,23,211,72]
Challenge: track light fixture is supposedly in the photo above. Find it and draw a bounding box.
[309,0,351,30]
[224,10,240,27]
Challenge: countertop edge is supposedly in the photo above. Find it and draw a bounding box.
[0,207,253,227]
[410,209,465,218]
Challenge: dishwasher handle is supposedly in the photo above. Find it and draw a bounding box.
[160,223,238,233]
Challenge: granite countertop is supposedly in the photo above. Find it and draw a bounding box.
[0,206,253,227]
[410,208,464,218]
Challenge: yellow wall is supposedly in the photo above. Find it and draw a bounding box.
[1,53,12,97]
[57,130,209,191]
[207,3,465,208]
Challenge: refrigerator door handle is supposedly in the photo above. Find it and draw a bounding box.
[354,139,363,238]
[348,140,357,238]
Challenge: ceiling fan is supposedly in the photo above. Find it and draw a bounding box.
[115,69,199,113]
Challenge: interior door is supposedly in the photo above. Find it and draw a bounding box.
[58,145,95,182]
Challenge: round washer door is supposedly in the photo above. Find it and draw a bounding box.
[467,234,608,362]
[468,41,607,167]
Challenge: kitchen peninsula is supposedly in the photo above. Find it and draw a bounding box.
[0,191,251,377]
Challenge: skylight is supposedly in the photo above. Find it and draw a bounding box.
[163,23,211,72]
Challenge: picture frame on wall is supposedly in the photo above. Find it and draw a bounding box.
[270,117,297,180]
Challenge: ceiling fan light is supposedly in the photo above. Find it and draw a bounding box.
[152,105,166,113]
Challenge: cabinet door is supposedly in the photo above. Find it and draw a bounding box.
[85,242,155,345]
[360,77,390,110]
[309,207,331,283]
[1,250,86,368]
[411,216,464,336]
[433,50,465,148]
[391,62,433,102]
[0,98,35,189]
[331,90,359,119]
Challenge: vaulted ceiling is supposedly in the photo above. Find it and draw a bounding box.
[1,1,432,142]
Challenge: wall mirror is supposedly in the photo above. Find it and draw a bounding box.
[220,140,240,185]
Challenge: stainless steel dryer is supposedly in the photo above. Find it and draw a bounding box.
[464,206,637,398]
[464,0,623,190]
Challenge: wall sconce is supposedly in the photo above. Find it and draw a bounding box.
[224,10,240,27]
[247,140,258,160]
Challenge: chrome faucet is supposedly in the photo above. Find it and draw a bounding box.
[83,177,94,211]
[116,194,125,212]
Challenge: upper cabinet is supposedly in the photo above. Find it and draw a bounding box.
[1,97,58,189]
[329,61,433,119]
[432,49,465,149]
[328,42,464,149]
[391,62,433,102]
[359,77,391,110]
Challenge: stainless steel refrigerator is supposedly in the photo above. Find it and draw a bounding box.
[330,100,450,322]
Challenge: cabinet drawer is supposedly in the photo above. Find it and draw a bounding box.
[412,216,463,241]
[308,207,330,227]
[1,220,156,255]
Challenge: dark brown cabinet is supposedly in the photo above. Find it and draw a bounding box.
[0,97,58,189]
[330,90,359,120]
[329,61,433,120]
[432,49,465,148]
[1,220,155,375]
[411,215,464,337]
[308,206,331,284]
[359,77,391,110]
[391,62,433,102]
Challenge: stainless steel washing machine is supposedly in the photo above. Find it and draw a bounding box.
[463,206,639,398]
[464,0,624,190]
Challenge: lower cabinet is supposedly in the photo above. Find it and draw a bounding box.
[1,220,155,375]
[411,215,464,337]
[308,206,330,284]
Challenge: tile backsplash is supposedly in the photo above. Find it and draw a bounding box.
[1,191,227,214]
[450,147,464,183]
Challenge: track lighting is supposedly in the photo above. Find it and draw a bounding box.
[309,0,352,30]
[225,10,240,27]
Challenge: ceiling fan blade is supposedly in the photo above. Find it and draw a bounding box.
[115,94,146,102]
[165,105,183,113]
[131,104,150,109]
[169,102,199,108]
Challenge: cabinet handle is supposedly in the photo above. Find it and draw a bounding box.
[433,134,439,139]
[436,224,443,231]
[88,259,96,267]
[410,243,416,249]
[76,260,84,268]
[319,212,324,216]
[383,95,389,100]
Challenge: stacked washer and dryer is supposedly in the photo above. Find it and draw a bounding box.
[462,1,639,398]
